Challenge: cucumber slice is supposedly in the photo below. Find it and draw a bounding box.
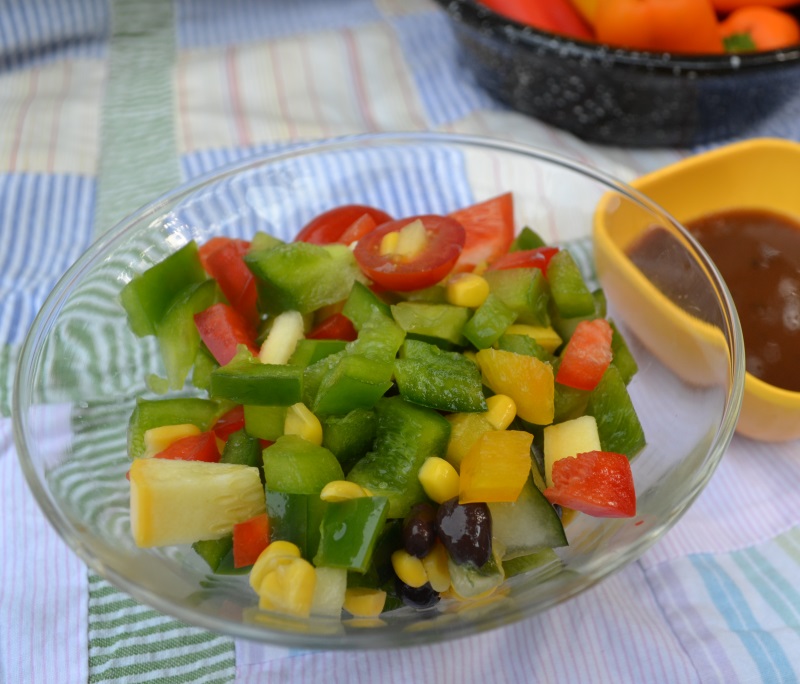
[488,477,567,560]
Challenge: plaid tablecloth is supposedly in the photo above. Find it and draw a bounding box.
[1,1,799,682]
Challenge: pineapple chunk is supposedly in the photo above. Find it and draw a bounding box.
[543,415,601,487]
[130,458,265,547]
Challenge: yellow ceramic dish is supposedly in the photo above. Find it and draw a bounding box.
[594,138,800,442]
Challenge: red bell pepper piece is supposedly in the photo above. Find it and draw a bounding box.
[555,318,613,391]
[449,192,516,273]
[339,213,378,245]
[307,313,358,341]
[233,513,270,568]
[487,246,559,272]
[212,405,246,441]
[194,302,259,366]
[154,431,221,463]
[199,237,259,326]
[543,450,636,518]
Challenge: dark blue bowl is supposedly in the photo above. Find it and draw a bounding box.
[435,0,800,147]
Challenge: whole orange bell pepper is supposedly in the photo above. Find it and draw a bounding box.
[721,5,800,51]
[595,0,724,53]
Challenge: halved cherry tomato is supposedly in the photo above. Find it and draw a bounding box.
[353,215,466,291]
[307,313,358,341]
[155,432,221,463]
[233,513,270,568]
[449,193,515,273]
[294,204,393,245]
[487,246,560,272]
[212,405,246,441]
[555,318,613,391]
[194,303,259,366]
[543,450,636,518]
[199,237,259,326]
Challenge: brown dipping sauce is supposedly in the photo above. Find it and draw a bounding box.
[686,209,800,392]
[626,208,800,392]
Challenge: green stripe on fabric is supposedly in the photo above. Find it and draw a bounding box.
[87,0,235,681]
[0,345,18,417]
[92,0,183,237]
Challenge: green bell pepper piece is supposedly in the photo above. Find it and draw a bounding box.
[155,279,221,391]
[262,434,344,494]
[341,281,392,330]
[192,535,235,573]
[509,226,546,252]
[243,404,287,441]
[120,241,207,337]
[245,242,359,314]
[221,428,263,473]
[586,364,646,459]
[550,288,606,342]
[484,267,551,327]
[610,320,638,385]
[390,301,469,347]
[394,339,487,413]
[288,339,347,368]
[462,293,517,350]
[546,249,596,319]
[210,357,303,406]
[127,397,224,459]
[312,355,394,417]
[313,496,390,573]
[347,396,451,518]
[495,333,552,363]
[265,489,328,560]
[321,408,378,473]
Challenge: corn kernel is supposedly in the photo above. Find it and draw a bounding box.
[249,541,302,591]
[391,549,428,588]
[256,556,317,617]
[503,324,563,353]
[319,480,371,502]
[259,310,305,365]
[484,394,517,430]
[284,402,323,445]
[143,424,201,458]
[418,456,460,504]
[343,587,387,617]
[421,542,451,593]
[446,272,490,308]
[379,230,400,256]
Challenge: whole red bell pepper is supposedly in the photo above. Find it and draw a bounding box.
[479,0,594,40]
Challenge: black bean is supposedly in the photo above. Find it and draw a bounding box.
[436,497,492,567]
[395,578,440,610]
[402,502,437,558]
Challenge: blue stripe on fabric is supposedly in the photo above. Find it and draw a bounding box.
[391,10,502,128]
[0,0,109,70]
[0,174,95,344]
[177,139,476,241]
[691,554,797,684]
[175,0,382,49]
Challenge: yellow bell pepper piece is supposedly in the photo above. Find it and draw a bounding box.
[459,430,533,504]
[475,348,554,425]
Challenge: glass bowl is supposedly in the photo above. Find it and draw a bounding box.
[13,132,744,649]
[434,0,800,147]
